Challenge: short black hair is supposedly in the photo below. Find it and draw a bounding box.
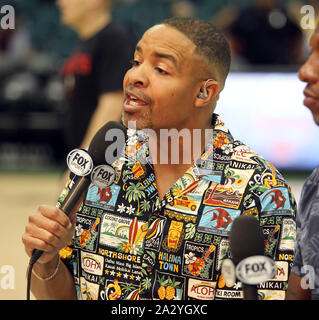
[159,17,231,86]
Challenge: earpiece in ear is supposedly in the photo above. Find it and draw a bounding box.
[197,78,215,99]
[197,88,208,99]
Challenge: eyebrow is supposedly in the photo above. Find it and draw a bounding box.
[136,45,179,69]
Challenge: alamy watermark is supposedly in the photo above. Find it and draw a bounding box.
[0,4,317,31]
[0,265,15,290]
[1,5,15,30]
[104,121,215,165]
[300,5,317,30]
[300,265,317,290]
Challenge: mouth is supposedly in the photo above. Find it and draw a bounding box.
[304,89,317,99]
[303,89,319,109]
[123,91,150,113]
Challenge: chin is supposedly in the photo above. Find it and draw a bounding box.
[121,112,151,130]
[312,113,319,126]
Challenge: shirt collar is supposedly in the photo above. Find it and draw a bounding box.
[123,113,235,193]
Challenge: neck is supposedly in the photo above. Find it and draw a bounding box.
[147,125,213,200]
[148,124,213,168]
[76,11,111,40]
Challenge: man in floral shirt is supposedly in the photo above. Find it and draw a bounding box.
[22,17,296,300]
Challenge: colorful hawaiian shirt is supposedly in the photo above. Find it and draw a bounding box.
[60,114,297,300]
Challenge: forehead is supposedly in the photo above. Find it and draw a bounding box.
[137,24,197,60]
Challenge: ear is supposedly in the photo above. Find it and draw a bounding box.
[194,79,220,108]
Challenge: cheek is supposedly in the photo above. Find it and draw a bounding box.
[123,72,130,88]
[153,90,180,114]
[152,89,189,122]
[311,56,319,80]
[157,85,183,103]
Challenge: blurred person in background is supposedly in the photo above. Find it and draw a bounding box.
[0,22,32,67]
[223,0,303,66]
[286,23,319,300]
[57,0,134,151]
[170,0,195,18]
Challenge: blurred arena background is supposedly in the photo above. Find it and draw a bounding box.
[0,0,317,299]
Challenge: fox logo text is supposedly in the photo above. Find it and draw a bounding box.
[67,149,93,176]
[236,256,276,285]
[91,165,116,188]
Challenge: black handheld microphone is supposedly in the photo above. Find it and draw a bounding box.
[26,121,127,299]
[229,215,274,300]
[30,121,127,264]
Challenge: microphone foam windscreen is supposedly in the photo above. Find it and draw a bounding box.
[229,215,265,265]
[88,121,127,166]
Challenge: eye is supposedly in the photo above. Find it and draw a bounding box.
[155,67,169,75]
[130,59,140,67]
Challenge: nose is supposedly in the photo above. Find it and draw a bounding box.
[126,63,149,88]
[299,56,318,84]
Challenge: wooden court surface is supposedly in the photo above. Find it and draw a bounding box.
[0,171,304,300]
[0,172,63,300]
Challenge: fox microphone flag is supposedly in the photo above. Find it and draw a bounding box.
[26,121,126,300]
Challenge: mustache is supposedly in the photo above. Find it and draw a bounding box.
[124,84,152,104]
